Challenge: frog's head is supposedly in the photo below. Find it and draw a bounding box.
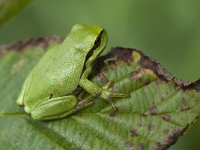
[70,24,108,67]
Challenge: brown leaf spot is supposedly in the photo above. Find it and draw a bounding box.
[158,127,185,149]
[141,112,147,117]
[125,141,133,148]
[7,37,63,52]
[138,143,145,150]
[181,100,190,111]
[110,47,133,62]
[163,129,169,134]
[161,115,171,122]
[154,142,162,150]
[130,68,156,84]
[109,47,191,89]
[150,105,157,115]
[148,124,154,131]
[173,77,190,87]
[130,128,139,137]
[162,128,182,148]
[130,70,142,81]
[161,97,165,101]
[109,112,116,118]
[185,79,200,92]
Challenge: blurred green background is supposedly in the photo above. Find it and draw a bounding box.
[0,0,199,149]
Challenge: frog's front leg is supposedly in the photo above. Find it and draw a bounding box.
[79,67,129,110]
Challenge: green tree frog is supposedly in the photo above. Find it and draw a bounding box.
[17,24,128,120]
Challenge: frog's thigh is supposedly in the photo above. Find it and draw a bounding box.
[31,95,77,120]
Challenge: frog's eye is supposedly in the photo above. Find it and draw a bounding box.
[85,31,102,60]
[92,31,103,50]
[85,32,104,70]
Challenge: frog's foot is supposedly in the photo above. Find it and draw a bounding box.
[100,81,130,111]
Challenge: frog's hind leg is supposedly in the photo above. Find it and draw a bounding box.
[41,94,98,120]
[32,94,98,120]
[31,95,77,120]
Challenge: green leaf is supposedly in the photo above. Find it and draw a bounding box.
[0,0,32,28]
[0,38,199,150]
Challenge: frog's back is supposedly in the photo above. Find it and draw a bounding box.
[24,24,103,107]
[28,45,85,98]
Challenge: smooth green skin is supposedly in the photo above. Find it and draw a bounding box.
[17,24,127,120]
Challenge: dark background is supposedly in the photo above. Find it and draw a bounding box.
[0,0,199,149]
